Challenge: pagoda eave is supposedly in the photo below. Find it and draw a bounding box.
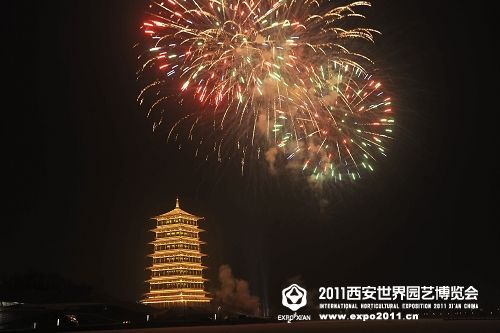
[149,237,205,244]
[147,264,207,270]
[153,209,204,220]
[148,251,206,257]
[151,226,205,232]
[147,277,208,283]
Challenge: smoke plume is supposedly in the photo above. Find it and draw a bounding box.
[215,265,260,316]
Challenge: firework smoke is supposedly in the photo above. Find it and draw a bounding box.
[215,264,260,316]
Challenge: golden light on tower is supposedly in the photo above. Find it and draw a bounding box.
[141,198,211,307]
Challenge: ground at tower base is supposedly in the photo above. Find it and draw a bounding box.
[74,320,500,333]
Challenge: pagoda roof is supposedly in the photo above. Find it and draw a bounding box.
[149,237,206,245]
[151,226,205,233]
[148,249,206,257]
[153,198,203,220]
[147,263,207,270]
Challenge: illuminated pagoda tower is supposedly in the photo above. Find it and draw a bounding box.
[142,198,211,307]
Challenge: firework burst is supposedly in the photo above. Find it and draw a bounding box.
[137,0,393,181]
[272,61,394,181]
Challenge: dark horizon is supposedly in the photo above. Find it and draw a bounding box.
[3,0,499,314]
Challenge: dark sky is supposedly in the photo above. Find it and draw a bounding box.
[3,0,499,310]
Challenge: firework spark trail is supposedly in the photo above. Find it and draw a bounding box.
[138,0,394,181]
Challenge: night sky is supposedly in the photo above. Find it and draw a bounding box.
[3,1,499,311]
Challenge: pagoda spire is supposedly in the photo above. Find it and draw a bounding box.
[175,197,180,208]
